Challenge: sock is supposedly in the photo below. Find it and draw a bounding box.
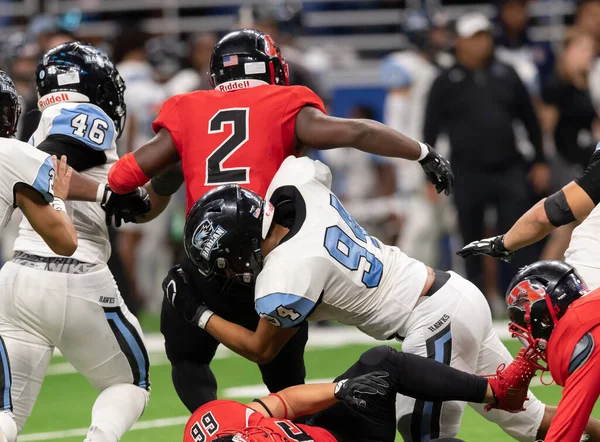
[0,412,17,442]
[84,384,150,442]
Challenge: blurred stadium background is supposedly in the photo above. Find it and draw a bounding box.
[0,0,599,440]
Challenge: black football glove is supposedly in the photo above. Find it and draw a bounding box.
[457,234,514,262]
[162,265,210,327]
[334,371,390,410]
[101,184,151,228]
[419,144,454,196]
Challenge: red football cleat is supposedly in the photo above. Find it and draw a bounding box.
[484,348,538,413]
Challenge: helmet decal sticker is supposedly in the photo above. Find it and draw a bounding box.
[192,220,227,260]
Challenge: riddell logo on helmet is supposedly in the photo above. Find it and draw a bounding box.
[218,80,252,92]
[37,91,90,110]
[38,93,70,108]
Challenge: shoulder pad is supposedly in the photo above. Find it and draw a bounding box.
[569,333,594,375]
[48,103,116,151]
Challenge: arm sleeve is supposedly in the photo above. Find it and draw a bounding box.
[152,95,184,153]
[48,103,116,152]
[150,161,184,196]
[254,259,324,328]
[423,74,445,147]
[544,337,600,442]
[574,143,600,205]
[514,70,545,163]
[37,134,107,172]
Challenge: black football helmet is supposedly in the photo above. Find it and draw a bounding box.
[0,70,21,138]
[36,41,126,137]
[209,29,289,87]
[506,260,588,369]
[184,184,265,284]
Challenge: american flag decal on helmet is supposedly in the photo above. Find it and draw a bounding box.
[223,55,238,67]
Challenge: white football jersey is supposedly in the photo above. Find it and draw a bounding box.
[0,137,54,230]
[255,156,428,340]
[14,101,119,263]
[565,203,600,290]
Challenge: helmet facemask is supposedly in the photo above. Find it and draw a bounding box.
[507,272,588,372]
[0,95,20,138]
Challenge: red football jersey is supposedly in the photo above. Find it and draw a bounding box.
[183,400,337,442]
[543,290,600,442]
[152,81,326,213]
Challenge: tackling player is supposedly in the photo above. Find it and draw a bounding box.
[505,260,600,442]
[164,156,589,442]
[106,28,455,413]
[182,345,534,442]
[0,43,151,442]
[458,142,600,289]
[0,70,77,257]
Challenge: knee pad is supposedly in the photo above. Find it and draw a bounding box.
[0,412,17,442]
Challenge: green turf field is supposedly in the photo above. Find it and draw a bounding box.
[18,330,600,442]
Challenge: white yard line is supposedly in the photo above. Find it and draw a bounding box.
[19,417,189,441]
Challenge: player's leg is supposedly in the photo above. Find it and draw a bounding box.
[258,321,308,392]
[0,328,51,442]
[469,327,545,442]
[161,297,220,411]
[396,272,490,441]
[56,266,150,442]
[0,262,57,441]
[306,345,488,442]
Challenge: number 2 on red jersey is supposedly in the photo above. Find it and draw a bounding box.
[206,108,250,185]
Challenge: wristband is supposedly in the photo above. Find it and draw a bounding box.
[269,393,288,419]
[198,309,214,329]
[51,197,67,212]
[417,142,429,161]
[96,183,106,203]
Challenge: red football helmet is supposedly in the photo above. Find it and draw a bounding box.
[506,260,588,371]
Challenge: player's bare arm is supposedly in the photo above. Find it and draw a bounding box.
[108,128,179,195]
[295,106,454,195]
[249,373,389,420]
[207,316,297,364]
[459,145,600,261]
[458,181,596,261]
[162,265,296,364]
[15,155,78,256]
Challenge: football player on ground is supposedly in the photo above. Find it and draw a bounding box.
[505,260,600,442]
[0,70,77,257]
[106,29,454,413]
[166,156,600,441]
[182,345,532,442]
[0,43,152,442]
[458,141,600,289]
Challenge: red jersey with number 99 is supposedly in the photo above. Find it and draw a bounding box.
[152,81,326,213]
[184,400,337,442]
